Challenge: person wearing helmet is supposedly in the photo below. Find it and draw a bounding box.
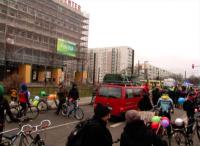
[18,83,30,117]
[0,84,19,144]
[157,89,174,120]
[183,92,196,134]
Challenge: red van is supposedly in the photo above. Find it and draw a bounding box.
[94,83,145,117]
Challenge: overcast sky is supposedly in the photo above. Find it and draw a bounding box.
[77,0,200,77]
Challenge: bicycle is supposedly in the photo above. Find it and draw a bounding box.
[36,95,59,112]
[6,102,39,123]
[1,123,33,146]
[61,98,84,120]
[150,105,160,116]
[19,119,51,146]
[170,112,200,146]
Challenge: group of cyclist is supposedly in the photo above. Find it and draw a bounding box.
[0,81,80,145]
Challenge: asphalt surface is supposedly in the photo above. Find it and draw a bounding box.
[2,103,200,146]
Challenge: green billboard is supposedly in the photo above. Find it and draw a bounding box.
[57,39,77,57]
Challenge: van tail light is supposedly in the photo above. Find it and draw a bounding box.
[120,107,124,112]
[94,103,97,108]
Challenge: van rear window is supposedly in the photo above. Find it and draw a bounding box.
[126,88,143,98]
[99,87,121,98]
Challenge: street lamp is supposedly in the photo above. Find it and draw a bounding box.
[144,61,149,81]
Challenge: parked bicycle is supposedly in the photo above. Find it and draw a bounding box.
[61,98,84,120]
[1,123,33,146]
[36,94,59,112]
[6,102,39,123]
[20,119,51,146]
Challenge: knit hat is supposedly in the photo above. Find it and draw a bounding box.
[0,84,4,96]
[125,110,140,123]
[21,83,27,91]
[94,103,111,118]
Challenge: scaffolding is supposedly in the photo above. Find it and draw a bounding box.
[0,0,89,74]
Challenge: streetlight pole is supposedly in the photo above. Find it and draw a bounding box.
[92,53,96,85]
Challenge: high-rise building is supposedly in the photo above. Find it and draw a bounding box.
[88,46,134,83]
[0,0,89,84]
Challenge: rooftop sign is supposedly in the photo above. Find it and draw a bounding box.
[56,0,81,11]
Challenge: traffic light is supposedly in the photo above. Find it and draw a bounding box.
[192,64,194,69]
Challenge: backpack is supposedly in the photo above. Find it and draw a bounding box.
[66,119,93,146]
[18,91,27,103]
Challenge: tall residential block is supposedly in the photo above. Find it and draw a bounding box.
[88,46,134,83]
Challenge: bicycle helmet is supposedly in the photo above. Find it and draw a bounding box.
[34,96,40,100]
[175,118,184,127]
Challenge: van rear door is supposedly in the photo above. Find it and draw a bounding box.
[95,85,122,116]
[124,87,143,111]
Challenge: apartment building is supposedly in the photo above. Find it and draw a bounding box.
[88,46,134,83]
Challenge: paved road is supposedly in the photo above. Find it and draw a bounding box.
[3,104,200,146]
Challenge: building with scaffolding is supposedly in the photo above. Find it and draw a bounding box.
[0,0,89,84]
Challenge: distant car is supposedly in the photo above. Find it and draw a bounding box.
[94,83,145,118]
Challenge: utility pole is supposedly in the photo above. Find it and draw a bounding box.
[98,67,100,83]
[92,53,96,85]
[184,70,187,81]
[131,50,134,76]
[138,60,140,77]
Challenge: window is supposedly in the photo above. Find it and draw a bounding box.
[99,87,121,98]
[133,88,143,97]
[126,89,134,98]
[126,88,143,98]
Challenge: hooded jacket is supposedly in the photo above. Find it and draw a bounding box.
[120,119,167,146]
[0,96,16,124]
[81,116,113,146]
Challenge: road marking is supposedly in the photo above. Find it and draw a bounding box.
[45,121,79,131]
[110,122,124,128]
[0,128,19,135]
[1,121,80,135]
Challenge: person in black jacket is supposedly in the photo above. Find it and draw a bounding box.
[183,92,196,134]
[152,87,161,106]
[0,84,18,145]
[81,103,113,146]
[55,80,68,115]
[138,90,152,111]
[120,110,167,146]
[68,83,79,100]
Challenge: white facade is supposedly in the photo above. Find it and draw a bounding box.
[88,46,134,83]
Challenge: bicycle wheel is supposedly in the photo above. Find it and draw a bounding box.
[197,124,200,141]
[6,107,18,123]
[26,106,39,120]
[74,108,84,120]
[61,103,68,116]
[19,134,33,146]
[171,130,187,146]
[37,100,48,112]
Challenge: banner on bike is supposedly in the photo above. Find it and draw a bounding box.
[138,111,155,123]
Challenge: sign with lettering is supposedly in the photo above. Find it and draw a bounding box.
[55,0,81,11]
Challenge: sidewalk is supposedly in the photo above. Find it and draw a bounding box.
[79,96,92,105]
